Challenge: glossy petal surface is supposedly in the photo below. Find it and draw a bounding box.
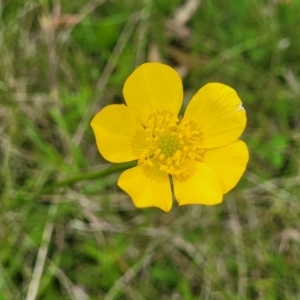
[91,104,143,162]
[118,166,172,212]
[173,162,223,206]
[203,140,249,194]
[123,63,183,125]
[184,83,246,148]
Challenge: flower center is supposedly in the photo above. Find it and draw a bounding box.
[157,134,179,157]
[134,111,204,180]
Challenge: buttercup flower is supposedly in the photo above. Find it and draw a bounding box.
[91,63,249,212]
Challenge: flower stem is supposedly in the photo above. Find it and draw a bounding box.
[39,161,136,196]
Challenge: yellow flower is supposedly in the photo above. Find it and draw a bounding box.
[91,63,249,212]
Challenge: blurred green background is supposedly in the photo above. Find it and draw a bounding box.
[1,0,300,299]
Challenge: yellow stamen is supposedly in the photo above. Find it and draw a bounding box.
[132,111,204,180]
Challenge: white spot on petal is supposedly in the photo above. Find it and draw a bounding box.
[237,103,245,112]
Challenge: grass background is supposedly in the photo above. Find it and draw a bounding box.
[1,0,300,299]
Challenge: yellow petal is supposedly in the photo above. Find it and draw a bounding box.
[184,83,246,148]
[118,166,172,212]
[123,63,183,125]
[203,140,249,194]
[90,104,143,162]
[173,162,223,206]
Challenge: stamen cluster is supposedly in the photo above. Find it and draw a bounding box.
[138,111,204,179]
